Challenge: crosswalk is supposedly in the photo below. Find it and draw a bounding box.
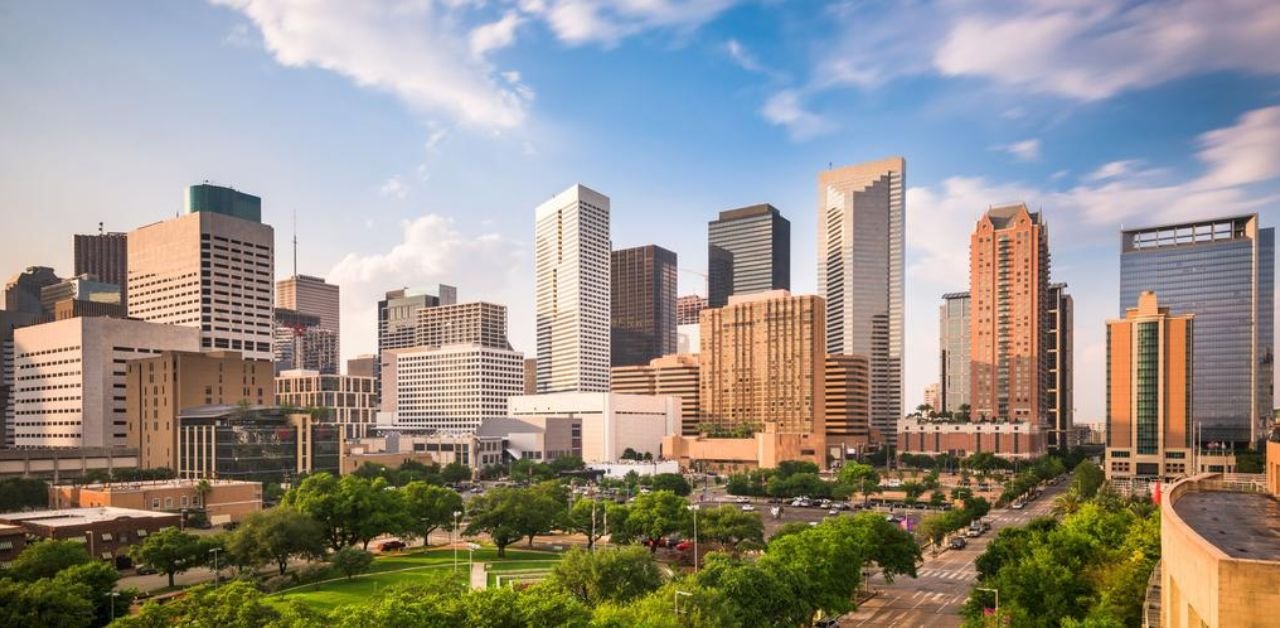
[913,567,977,580]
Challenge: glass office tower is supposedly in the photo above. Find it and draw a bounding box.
[707,204,790,308]
[1120,215,1274,445]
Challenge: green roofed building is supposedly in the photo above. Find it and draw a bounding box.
[186,183,262,223]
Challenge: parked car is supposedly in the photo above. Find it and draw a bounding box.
[827,508,840,516]
[135,564,158,575]
[814,618,840,628]
[949,537,968,550]
[675,541,693,552]
[740,504,756,512]
[379,540,407,552]
[735,496,751,504]
[1012,501,1026,509]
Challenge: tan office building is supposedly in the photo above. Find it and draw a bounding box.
[970,203,1051,425]
[126,350,274,472]
[51,478,262,525]
[1105,291,1193,480]
[276,274,340,354]
[826,354,871,457]
[275,369,376,438]
[415,301,511,349]
[611,354,701,436]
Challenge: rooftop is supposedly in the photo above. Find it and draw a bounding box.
[61,478,259,492]
[0,506,178,527]
[1173,491,1280,561]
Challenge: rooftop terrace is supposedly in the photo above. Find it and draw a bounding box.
[0,506,177,527]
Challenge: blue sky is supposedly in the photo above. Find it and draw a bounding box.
[3,0,1280,423]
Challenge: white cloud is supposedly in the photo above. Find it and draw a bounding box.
[1085,159,1141,182]
[223,22,258,48]
[378,176,409,199]
[1196,105,1280,188]
[809,0,1280,102]
[994,138,1041,162]
[211,0,532,130]
[470,10,522,57]
[328,215,530,360]
[533,0,740,47]
[725,38,762,73]
[760,89,833,141]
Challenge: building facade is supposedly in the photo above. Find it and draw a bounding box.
[611,245,677,367]
[939,292,971,414]
[13,318,200,448]
[127,350,273,472]
[825,354,871,458]
[276,274,339,365]
[535,184,611,393]
[1120,214,1274,445]
[415,301,511,349]
[39,275,121,314]
[51,479,262,525]
[676,295,706,326]
[128,185,274,360]
[507,392,678,463]
[818,158,905,446]
[611,354,701,436]
[176,405,339,483]
[273,307,338,375]
[74,232,128,308]
[382,344,526,433]
[0,507,179,566]
[275,369,377,439]
[969,203,1051,424]
[708,204,790,308]
[1105,292,1193,480]
[4,266,60,316]
[378,285,456,380]
[897,417,1046,459]
[699,290,825,454]
[347,354,376,379]
[1047,283,1074,449]
[1,310,39,447]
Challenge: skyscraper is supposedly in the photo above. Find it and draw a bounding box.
[939,291,971,414]
[535,184,611,393]
[128,184,274,361]
[826,354,870,457]
[611,245,677,367]
[377,285,455,382]
[277,274,340,361]
[707,204,790,308]
[4,267,61,316]
[676,295,706,325]
[818,157,905,444]
[1120,215,1274,445]
[1047,283,1073,449]
[1104,291,1193,480]
[969,203,1051,425]
[416,302,511,350]
[74,231,128,307]
[611,354,701,436]
[699,290,824,439]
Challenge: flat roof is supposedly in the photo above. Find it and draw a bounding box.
[1173,491,1280,561]
[0,506,178,527]
[65,478,259,492]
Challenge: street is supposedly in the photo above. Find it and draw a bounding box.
[841,481,1064,627]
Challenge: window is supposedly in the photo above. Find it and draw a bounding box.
[164,497,173,509]
[0,541,12,550]
[180,496,188,507]
[137,529,148,538]
[151,498,160,509]
[101,533,113,542]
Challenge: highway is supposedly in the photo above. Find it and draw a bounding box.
[841,481,1065,627]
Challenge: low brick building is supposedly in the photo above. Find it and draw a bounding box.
[897,417,1046,459]
[0,507,179,566]
[0,524,26,567]
[50,478,262,525]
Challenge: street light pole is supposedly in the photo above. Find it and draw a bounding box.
[209,547,221,584]
[107,591,119,619]
[673,589,692,617]
[687,504,699,572]
[452,510,462,572]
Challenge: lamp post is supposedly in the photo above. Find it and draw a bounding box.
[209,547,221,584]
[466,542,480,571]
[452,510,462,572]
[673,589,692,617]
[107,591,120,619]
[976,587,999,624]
[687,504,699,572]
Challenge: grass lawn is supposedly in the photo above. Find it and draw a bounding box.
[485,559,560,588]
[272,547,561,614]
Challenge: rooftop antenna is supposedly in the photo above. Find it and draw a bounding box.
[292,208,298,279]
[98,221,103,235]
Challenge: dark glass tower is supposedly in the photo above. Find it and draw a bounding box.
[74,232,128,307]
[611,245,677,367]
[707,204,790,308]
[1120,214,1274,445]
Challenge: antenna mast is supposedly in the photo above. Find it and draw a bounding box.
[292,208,298,278]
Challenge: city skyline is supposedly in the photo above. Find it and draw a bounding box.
[4,2,1280,423]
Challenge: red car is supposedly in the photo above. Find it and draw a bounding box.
[378,540,407,552]
[675,541,693,552]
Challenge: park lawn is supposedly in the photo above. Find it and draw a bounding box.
[272,548,562,614]
[485,560,559,588]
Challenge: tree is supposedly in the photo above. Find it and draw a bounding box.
[694,553,808,627]
[6,539,90,581]
[547,547,664,605]
[0,576,95,628]
[464,487,530,557]
[692,505,764,549]
[929,490,947,508]
[591,580,734,628]
[128,527,209,588]
[354,478,412,549]
[768,521,812,543]
[227,507,326,576]
[566,497,610,549]
[548,455,585,473]
[284,473,401,551]
[330,547,375,580]
[0,477,49,512]
[115,580,321,627]
[837,463,881,506]
[626,491,689,550]
[194,478,213,510]
[441,462,471,484]
[1071,460,1105,499]
[402,481,464,545]
[621,448,639,461]
[514,581,592,627]
[54,560,123,626]
[901,480,926,503]
[649,473,691,496]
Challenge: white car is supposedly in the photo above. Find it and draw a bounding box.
[735,496,750,504]
[740,504,756,512]
[1011,501,1025,510]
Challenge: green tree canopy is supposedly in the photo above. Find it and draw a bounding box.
[650,473,691,496]
[691,505,764,549]
[546,546,664,605]
[330,547,375,580]
[128,527,210,588]
[626,491,690,549]
[402,481,464,545]
[6,538,91,581]
[227,506,326,575]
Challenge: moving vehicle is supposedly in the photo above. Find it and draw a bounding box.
[949,537,968,550]
[1012,501,1026,509]
[378,540,407,552]
[740,504,756,512]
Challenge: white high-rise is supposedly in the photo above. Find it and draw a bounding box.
[535,184,611,393]
[818,157,905,444]
[128,184,274,361]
